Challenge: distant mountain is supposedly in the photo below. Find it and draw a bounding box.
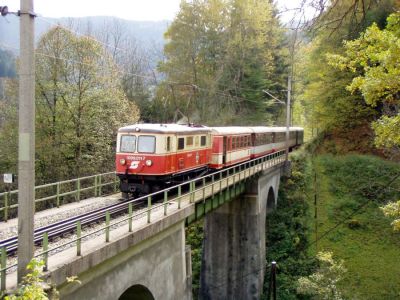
[0,15,169,54]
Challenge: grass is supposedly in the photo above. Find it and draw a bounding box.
[308,154,400,299]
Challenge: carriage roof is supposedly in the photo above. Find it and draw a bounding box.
[210,127,253,135]
[248,126,304,133]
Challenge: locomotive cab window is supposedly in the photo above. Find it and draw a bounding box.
[201,135,207,146]
[138,135,156,153]
[166,136,171,151]
[120,135,136,153]
[186,136,194,147]
[178,137,185,150]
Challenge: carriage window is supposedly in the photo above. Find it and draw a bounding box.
[186,136,193,147]
[201,135,207,146]
[120,135,136,153]
[178,137,185,150]
[166,136,171,151]
[138,135,156,153]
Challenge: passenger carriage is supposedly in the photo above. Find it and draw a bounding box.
[250,127,303,158]
[116,124,212,196]
[209,127,252,169]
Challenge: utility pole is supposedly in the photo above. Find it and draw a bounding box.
[285,75,291,162]
[17,0,35,281]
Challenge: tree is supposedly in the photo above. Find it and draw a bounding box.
[295,0,395,149]
[157,0,287,125]
[94,18,158,122]
[35,26,139,181]
[0,48,16,78]
[328,12,400,150]
[0,78,18,192]
[297,251,346,300]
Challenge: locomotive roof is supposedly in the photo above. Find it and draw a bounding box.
[118,123,212,134]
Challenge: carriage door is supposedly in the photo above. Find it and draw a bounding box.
[166,136,173,172]
[222,136,227,165]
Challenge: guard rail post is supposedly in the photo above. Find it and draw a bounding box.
[178,186,182,209]
[43,232,48,271]
[94,175,98,197]
[190,181,195,203]
[76,178,81,202]
[128,203,133,232]
[147,196,152,223]
[1,246,6,291]
[106,211,110,242]
[164,190,168,216]
[98,175,102,196]
[202,178,206,201]
[113,174,118,193]
[4,192,8,222]
[211,175,214,196]
[56,182,61,208]
[77,221,81,256]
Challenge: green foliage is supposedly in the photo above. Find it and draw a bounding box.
[297,251,346,300]
[156,0,288,125]
[31,26,139,182]
[262,151,315,299]
[0,78,18,178]
[328,12,400,149]
[185,220,204,299]
[380,200,400,231]
[5,259,48,300]
[296,0,395,147]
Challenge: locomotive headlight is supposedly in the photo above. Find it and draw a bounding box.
[120,158,126,165]
[145,159,153,166]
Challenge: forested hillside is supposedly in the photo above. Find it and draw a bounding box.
[295,0,399,157]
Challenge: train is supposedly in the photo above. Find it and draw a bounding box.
[115,123,304,198]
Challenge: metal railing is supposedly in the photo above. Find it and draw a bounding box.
[0,150,285,291]
[0,172,119,222]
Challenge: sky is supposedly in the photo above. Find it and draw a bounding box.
[1,0,311,22]
[1,0,183,21]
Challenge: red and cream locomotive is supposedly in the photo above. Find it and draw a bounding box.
[116,123,303,197]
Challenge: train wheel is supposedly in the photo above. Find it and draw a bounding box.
[121,192,130,200]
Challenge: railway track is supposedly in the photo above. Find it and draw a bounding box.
[0,166,224,256]
[0,195,146,255]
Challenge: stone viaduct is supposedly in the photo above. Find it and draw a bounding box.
[44,162,284,300]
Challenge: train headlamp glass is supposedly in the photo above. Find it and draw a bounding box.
[145,159,153,166]
[120,158,126,165]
